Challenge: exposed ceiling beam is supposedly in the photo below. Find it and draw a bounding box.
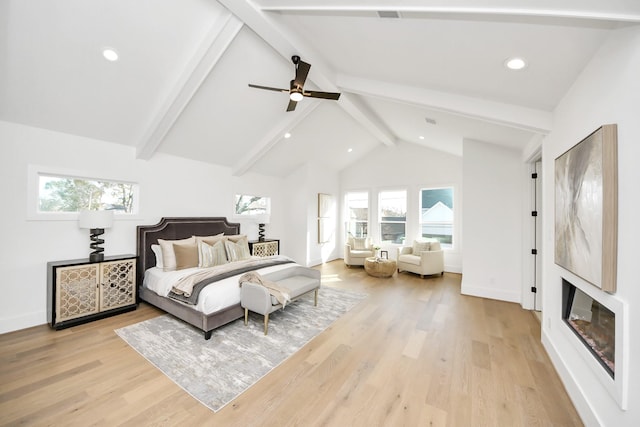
[337,74,553,134]
[254,0,640,23]
[136,11,243,160]
[232,101,321,176]
[218,0,397,148]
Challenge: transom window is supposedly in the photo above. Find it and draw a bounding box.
[38,174,137,213]
[379,190,406,244]
[420,187,454,248]
[234,194,270,216]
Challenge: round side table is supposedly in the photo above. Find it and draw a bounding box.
[364,257,397,278]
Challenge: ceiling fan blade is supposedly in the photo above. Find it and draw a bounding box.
[286,99,298,112]
[248,84,289,93]
[293,60,311,87]
[304,90,341,100]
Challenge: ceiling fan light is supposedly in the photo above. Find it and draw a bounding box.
[290,91,303,102]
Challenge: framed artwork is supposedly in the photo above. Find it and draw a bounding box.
[555,124,617,293]
[318,193,333,243]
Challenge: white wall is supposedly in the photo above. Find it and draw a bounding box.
[0,121,289,333]
[339,141,463,272]
[283,162,341,267]
[461,139,525,303]
[541,26,640,426]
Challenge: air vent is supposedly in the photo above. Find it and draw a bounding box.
[377,10,400,19]
[425,117,437,125]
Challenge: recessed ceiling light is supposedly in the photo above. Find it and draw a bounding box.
[347,148,353,153]
[419,136,425,140]
[284,132,292,139]
[102,48,119,62]
[505,57,527,70]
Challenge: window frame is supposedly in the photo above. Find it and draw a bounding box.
[28,165,140,220]
[344,191,369,239]
[378,188,407,245]
[419,186,454,249]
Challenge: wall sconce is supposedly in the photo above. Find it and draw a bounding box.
[78,210,114,262]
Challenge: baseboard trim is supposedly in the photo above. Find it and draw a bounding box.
[460,284,520,303]
[0,310,47,334]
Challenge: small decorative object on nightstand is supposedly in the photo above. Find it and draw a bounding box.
[47,254,137,329]
[248,239,279,257]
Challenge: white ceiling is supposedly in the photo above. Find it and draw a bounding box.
[1,1,639,177]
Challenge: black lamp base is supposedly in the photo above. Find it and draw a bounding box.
[88,228,105,262]
[258,223,266,242]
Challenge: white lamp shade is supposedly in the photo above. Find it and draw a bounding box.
[78,210,114,229]
[254,213,270,224]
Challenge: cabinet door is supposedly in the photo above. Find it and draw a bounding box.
[99,259,136,311]
[253,241,279,257]
[56,264,100,322]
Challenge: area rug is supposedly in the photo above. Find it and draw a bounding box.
[115,286,366,412]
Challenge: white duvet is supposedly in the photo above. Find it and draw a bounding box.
[143,261,298,315]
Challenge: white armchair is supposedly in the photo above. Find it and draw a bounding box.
[344,236,375,267]
[397,240,444,278]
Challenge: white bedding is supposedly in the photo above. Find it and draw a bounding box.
[143,261,298,314]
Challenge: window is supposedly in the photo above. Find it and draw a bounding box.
[420,187,454,247]
[38,174,137,213]
[379,190,406,244]
[234,194,270,216]
[345,192,368,237]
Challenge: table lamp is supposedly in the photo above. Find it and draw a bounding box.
[78,210,114,262]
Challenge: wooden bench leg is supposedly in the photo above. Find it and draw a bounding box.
[264,313,269,335]
[244,308,249,326]
[314,289,319,306]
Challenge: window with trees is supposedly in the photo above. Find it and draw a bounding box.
[38,174,137,213]
[234,194,270,216]
[420,187,454,247]
[345,191,369,238]
[379,190,406,244]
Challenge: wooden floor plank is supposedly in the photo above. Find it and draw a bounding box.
[0,261,583,426]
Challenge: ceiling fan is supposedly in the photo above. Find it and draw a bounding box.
[248,55,341,112]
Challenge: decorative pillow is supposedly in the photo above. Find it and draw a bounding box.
[430,241,442,251]
[151,244,163,269]
[224,236,251,262]
[194,233,225,267]
[225,234,247,243]
[412,240,431,255]
[199,240,228,268]
[158,236,195,271]
[173,243,199,270]
[352,237,368,250]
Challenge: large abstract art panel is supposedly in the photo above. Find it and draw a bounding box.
[555,124,617,293]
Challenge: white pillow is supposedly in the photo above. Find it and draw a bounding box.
[224,236,251,262]
[412,240,431,255]
[199,240,228,268]
[353,237,368,250]
[158,236,196,271]
[194,233,225,267]
[151,244,163,269]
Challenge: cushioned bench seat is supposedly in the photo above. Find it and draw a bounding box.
[240,266,321,334]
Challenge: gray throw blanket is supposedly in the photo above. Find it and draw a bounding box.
[238,271,291,308]
[167,257,294,305]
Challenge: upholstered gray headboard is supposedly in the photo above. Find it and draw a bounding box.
[135,217,241,287]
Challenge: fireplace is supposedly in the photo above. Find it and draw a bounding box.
[562,278,615,378]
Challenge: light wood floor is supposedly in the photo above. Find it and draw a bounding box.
[0,261,583,427]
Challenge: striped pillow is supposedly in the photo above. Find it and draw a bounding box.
[224,236,251,262]
[199,240,228,268]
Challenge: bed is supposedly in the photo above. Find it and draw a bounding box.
[136,217,296,339]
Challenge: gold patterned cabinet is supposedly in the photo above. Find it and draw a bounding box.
[248,239,279,257]
[47,255,137,329]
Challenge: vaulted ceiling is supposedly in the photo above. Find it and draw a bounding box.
[2,1,639,177]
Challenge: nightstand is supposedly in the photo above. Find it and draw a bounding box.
[47,254,137,330]
[248,239,279,257]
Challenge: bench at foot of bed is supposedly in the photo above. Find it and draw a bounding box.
[240,266,321,335]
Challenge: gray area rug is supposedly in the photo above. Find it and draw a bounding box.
[115,286,366,412]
